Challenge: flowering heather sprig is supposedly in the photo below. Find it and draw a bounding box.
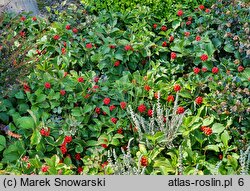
[128,92,186,148]
[240,146,250,175]
[106,138,146,175]
[178,146,184,175]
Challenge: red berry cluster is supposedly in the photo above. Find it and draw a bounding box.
[44,82,51,89]
[120,102,127,109]
[60,136,72,155]
[41,165,49,173]
[75,153,81,161]
[200,126,212,136]
[23,83,31,92]
[40,128,50,136]
[124,45,133,51]
[200,54,208,61]
[140,156,148,167]
[167,95,175,103]
[195,96,203,105]
[177,107,185,114]
[138,104,146,113]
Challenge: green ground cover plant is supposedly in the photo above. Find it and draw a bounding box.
[0,0,249,175]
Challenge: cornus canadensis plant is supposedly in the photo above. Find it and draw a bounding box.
[128,92,186,148]
[105,138,146,175]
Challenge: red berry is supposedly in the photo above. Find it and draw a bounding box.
[111,117,118,124]
[173,84,181,92]
[200,54,208,61]
[60,90,66,96]
[202,67,208,72]
[32,17,37,21]
[147,109,153,117]
[120,102,127,109]
[167,95,175,102]
[144,85,151,91]
[169,36,174,42]
[20,16,26,21]
[109,105,116,111]
[64,136,72,143]
[103,98,111,105]
[77,167,83,174]
[41,166,49,172]
[171,52,177,60]
[44,82,51,89]
[117,128,123,134]
[238,66,244,72]
[219,154,223,160]
[101,161,108,168]
[205,9,211,13]
[20,31,26,37]
[65,25,71,30]
[188,17,192,21]
[162,41,167,47]
[177,10,183,16]
[186,21,192,25]
[193,67,200,74]
[212,67,219,74]
[72,28,78,33]
[61,47,66,54]
[195,96,203,105]
[177,107,185,114]
[184,31,190,37]
[124,45,132,51]
[78,77,84,82]
[109,45,116,49]
[138,104,146,113]
[86,43,92,49]
[60,146,67,154]
[75,153,81,160]
[204,127,212,136]
[199,5,205,10]
[95,107,101,114]
[140,156,148,167]
[114,60,120,67]
[101,144,108,149]
[154,92,159,99]
[53,35,60,40]
[196,36,201,41]
[161,25,167,31]
[153,24,157,29]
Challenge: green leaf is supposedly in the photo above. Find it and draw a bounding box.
[202,117,214,126]
[15,91,25,99]
[16,117,35,129]
[2,140,25,163]
[224,44,234,53]
[75,145,83,153]
[30,129,41,146]
[179,90,192,99]
[204,145,220,152]
[114,52,123,60]
[139,144,147,154]
[112,134,124,139]
[221,130,230,147]
[71,108,82,117]
[86,140,97,146]
[0,135,6,152]
[172,21,181,30]
[36,94,47,103]
[83,104,93,114]
[212,123,225,134]
[110,138,119,146]
[63,156,72,166]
